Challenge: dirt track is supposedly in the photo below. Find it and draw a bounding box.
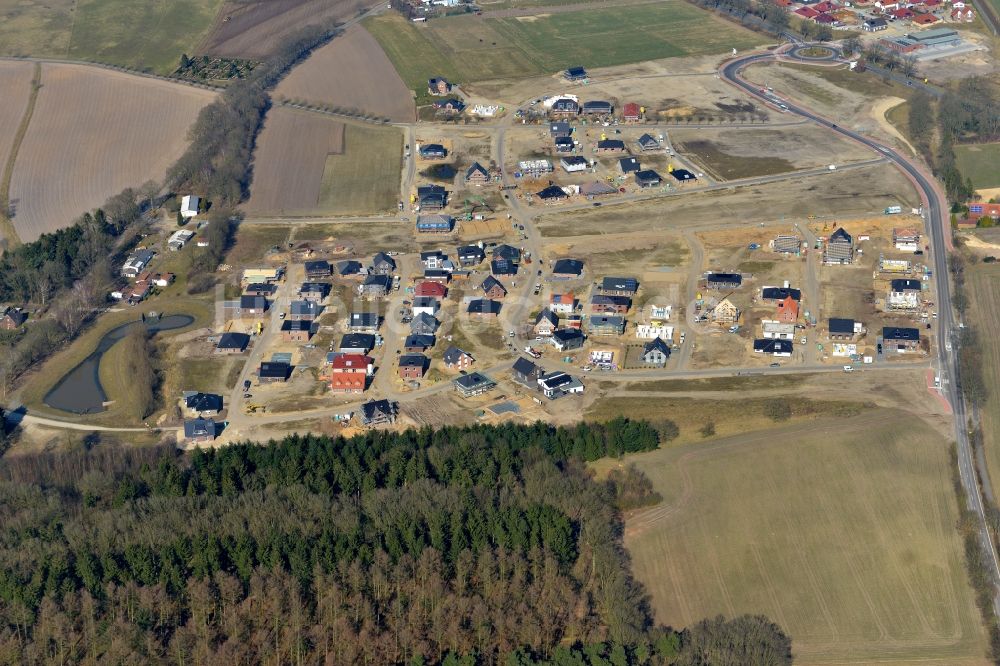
[274,25,415,123]
[198,0,377,59]
[0,61,34,175]
[245,107,345,215]
[8,64,215,241]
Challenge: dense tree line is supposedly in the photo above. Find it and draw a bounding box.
[0,421,792,663]
[687,0,789,35]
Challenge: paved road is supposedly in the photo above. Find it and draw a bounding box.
[722,47,1000,615]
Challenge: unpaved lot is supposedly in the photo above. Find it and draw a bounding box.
[0,61,34,172]
[198,0,377,59]
[244,108,345,215]
[275,25,415,123]
[9,64,215,241]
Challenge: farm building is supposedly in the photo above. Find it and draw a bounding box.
[641,338,671,367]
[180,195,200,219]
[360,399,397,427]
[823,228,854,264]
[454,372,497,398]
[882,326,920,352]
[416,214,455,233]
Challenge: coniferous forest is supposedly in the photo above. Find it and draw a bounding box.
[0,419,791,664]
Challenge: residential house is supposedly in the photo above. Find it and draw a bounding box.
[433,98,465,114]
[404,334,436,353]
[911,12,939,25]
[893,227,921,252]
[457,245,486,266]
[882,326,920,351]
[371,252,396,275]
[534,308,559,336]
[536,185,569,203]
[552,328,586,351]
[761,319,795,340]
[443,346,475,371]
[417,184,448,210]
[619,157,640,175]
[550,292,576,314]
[415,281,448,298]
[775,296,799,323]
[289,300,320,321]
[168,229,194,251]
[635,170,662,188]
[561,156,589,173]
[828,318,863,340]
[337,260,364,277]
[412,296,440,316]
[299,282,330,303]
[184,392,223,416]
[240,295,269,315]
[419,143,447,160]
[416,214,454,233]
[863,17,888,29]
[582,100,613,115]
[423,268,452,283]
[564,66,587,81]
[595,139,626,153]
[706,273,742,290]
[465,162,490,186]
[753,339,793,357]
[481,276,508,299]
[641,338,671,367]
[409,313,439,336]
[216,332,250,354]
[537,371,584,399]
[0,307,26,330]
[636,323,672,340]
[281,319,315,342]
[421,250,448,270]
[494,244,521,264]
[491,258,517,276]
[888,278,922,309]
[669,169,697,183]
[328,354,374,393]
[552,258,584,278]
[242,267,282,284]
[360,399,397,427]
[761,286,801,302]
[339,333,375,354]
[590,294,631,314]
[360,274,393,299]
[600,277,639,296]
[348,312,380,332]
[588,315,625,336]
[622,102,641,122]
[637,133,661,151]
[183,419,218,443]
[180,195,200,219]
[244,283,277,297]
[398,354,427,380]
[122,249,154,278]
[258,361,291,383]
[554,136,575,152]
[772,235,801,254]
[550,98,580,116]
[711,298,740,324]
[467,298,501,319]
[454,372,497,397]
[428,77,451,95]
[550,121,572,137]
[823,228,854,265]
[305,260,332,278]
[512,357,541,386]
[952,6,975,20]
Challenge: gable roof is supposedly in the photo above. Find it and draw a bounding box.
[601,276,638,292]
[184,392,223,412]
[217,332,250,351]
[829,227,853,244]
[643,337,671,356]
[372,251,396,269]
[552,258,584,275]
[512,357,538,376]
[399,353,427,368]
[466,162,489,180]
[535,308,559,325]
[828,318,855,334]
[467,298,502,315]
[183,419,218,439]
[404,333,436,349]
[339,333,375,351]
[481,275,507,294]
[883,326,919,341]
[443,346,472,364]
[361,399,395,422]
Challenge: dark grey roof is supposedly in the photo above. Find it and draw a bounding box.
[363,274,393,289]
[637,133,659,147]
[554,136,574,147]
[591,294,631,306]
[550,121,572,136]
[240,294,268,309]
[404,333,436,349]
[883,326,920,342]
[336,260,363,275]
[281,319,313,332]
[454,372,495,390]
[589,315,625,328]
[443,346,472,364]
[643,337,671,356]
[299,282,330,295]
[349,312,379,327]
[467,299,501,315]
[762,287,801,301]
[829,227,853,243]
[217,332,250,350]
[670,169,696,181]
[512,357,538,377]
[601,276,638,292]
[409,312,439,333]
[371,252,396,269]
[596,139,625,150]
[619,157,640,173]
[553,258,585,276]
[828,318,855,334]
[304,260,331,274]
[184,393,223,412]
[481,275,506,293]
[290,300,319,316]
[552,328,585,343]
[707,273,742,285]
[466,162,489,179]
[583,100,613,113]
[420,143,447,156]
[244,282,276,294]
[340,333,375,351]
[491,258,517,275]
[259,361,291,379]
[183,419,217,439]
[538,371,574,389]
[494,244,520,261]
[458,244,485,258]
[635,169,662,184]
[753,339,793,354]
[537,185,568,199]
[399,353,427,368]
[361,399,396,422]
[535,308,558,325]
[562,156,588,167]
[891,278,922,291]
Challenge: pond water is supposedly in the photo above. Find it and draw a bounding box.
[43,314,195,414]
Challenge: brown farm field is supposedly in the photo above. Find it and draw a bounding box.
[198,0,377,59]
[245,108,346,215]
[0,61,35,175]
[8,64,215,241]
[274,25,415,123]
[592,411,987,665]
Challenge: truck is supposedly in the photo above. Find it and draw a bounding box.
[884,205,903,215]
[524,346,542,359]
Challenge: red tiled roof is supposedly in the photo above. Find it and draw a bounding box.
[912,13,938,23]
[795,6,819,17]
[331,354,373,372]
[623,102,640,118]
[329,372,366,391]
[415,281,448,297]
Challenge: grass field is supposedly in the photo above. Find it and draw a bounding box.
[364,3,765,91]
[956,143,1000,190]
[593,411,987,664]
[0,0,223,73]
[967,262,1000,498]
[317,123,403,215]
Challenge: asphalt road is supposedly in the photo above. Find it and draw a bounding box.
[722,49,1000,615]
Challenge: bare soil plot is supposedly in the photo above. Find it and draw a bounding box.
[671,125,875,181]
[317,123,403,215]
[0,61,35,169]
[274,25,415,123]
[8,64,215,241]
[245,108,346,216]
[199,0,376,59]
[594,412,986,665]
[535,163,919,238]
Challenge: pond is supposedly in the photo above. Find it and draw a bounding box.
[43,314,195,414]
